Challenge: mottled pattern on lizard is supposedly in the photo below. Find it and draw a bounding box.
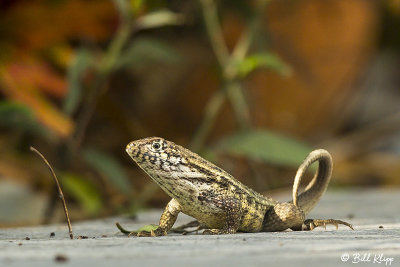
[126,137,353,236]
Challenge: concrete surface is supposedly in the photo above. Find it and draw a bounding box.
[0,188,399,267]
[0,180,47,225]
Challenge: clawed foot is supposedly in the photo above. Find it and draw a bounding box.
[302,219,354,231]
[202,228,236,235]
[170,220,203,235]
[203,229,223,235]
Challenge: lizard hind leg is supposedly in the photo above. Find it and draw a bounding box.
[298,219,354,231]
[262,203,354,232]
[202,197,243,235]
[262,202,305,232]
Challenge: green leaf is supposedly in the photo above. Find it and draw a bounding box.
[115,223,159,235]
[136,224,159,232]
[135,9,185,29]
[0,101,33,125]
[0,101,50,138]
[116,37,181,69]
[236,52,291,77]
[60,173,102,215]
[64,49,93,115]
[215,129,312,167]
[83,148,132,195]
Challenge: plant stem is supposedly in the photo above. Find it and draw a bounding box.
[199,0,230,67]
[99,23,132,74]
[225,81,251,129]
[224,0,268,128]
[230,0,268,64]
[194,0,267,149]
[30,147,74,239]
[190,89,225,151]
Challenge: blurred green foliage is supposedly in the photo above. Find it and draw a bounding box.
[83,148,132,195]
[236,53,291,78]
[3,0,391,226]
[64,49,93,115]
[216,129,311,167]
[0,0,310,221]
[60,173,103,215]
[0,101,49,138]
[115,37,181,69]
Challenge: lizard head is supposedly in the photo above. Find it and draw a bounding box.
[126,137,172,167]
[125,137,217,199]
[126,137,193,176]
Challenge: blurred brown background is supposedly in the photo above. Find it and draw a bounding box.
[0,0,399,227]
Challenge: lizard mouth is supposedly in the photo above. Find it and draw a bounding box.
[125,144,131,154]
[126,142,137,157]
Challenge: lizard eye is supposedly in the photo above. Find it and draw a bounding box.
[152,141,162,151]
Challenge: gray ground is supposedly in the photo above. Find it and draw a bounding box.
[0,188,399,267]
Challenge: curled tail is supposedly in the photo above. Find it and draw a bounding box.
[292,149,333,215]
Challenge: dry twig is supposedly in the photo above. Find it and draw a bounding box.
[30,146,74,239]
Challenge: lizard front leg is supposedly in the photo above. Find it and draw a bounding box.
[136,198,182,237]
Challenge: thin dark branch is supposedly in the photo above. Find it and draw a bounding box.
[30,147,74,239]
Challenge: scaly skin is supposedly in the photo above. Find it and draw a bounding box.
[126,137,353,236]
